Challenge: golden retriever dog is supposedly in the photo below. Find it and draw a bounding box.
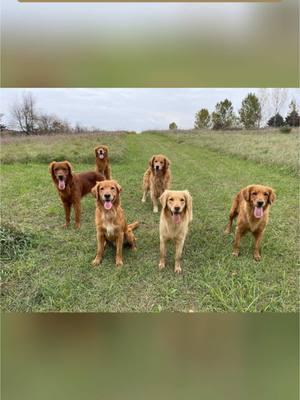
[224,184,276,261]
[94,145,111,179]
[91,180,139,267]
[141,154,171,213]
[159,190,193,274]
[49,161,104,229]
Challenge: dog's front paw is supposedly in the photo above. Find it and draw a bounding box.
[153,206,159,213]
[159,261,165,270]
[63,223,70,229]
[232,250,239,257]
[141,197,146,203]
[254,253,261,262]
[92,257,101,266]
[75,223,81,229]
[116,258,123,267]
[174,264,182,274]
[224,227,231,235]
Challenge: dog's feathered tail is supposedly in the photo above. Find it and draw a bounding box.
[128,221,139,231]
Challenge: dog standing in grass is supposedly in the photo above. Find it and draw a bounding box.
[91,179,139,267]
[224,184,276,261]
[142,154,171,213]
[159,190,193,274]
[95,145,111,180]
[49,160,104,229]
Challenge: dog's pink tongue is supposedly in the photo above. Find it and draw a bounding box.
[99,154,104,159]
[254,207,263,218]
[172,213,181,224]
[104,201,113,210]
[58,180,65,190]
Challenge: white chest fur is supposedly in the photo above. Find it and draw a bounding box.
[104,222,116,238]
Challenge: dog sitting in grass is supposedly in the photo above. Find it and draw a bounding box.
[224,184,276,261]
[91,180,139,267]
[159,190,193,274]
[95,145,111,180]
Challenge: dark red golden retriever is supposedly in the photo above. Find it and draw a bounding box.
[49,160,104,228]
[224,184,276,261]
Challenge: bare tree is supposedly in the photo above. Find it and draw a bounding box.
[258,89,289,127]
[11,92,38,135]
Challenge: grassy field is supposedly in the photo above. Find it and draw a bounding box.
[1,130,298,312]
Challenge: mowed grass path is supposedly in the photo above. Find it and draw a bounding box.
[1,132,298,311]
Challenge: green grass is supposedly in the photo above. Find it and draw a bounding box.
[1,130,298,312]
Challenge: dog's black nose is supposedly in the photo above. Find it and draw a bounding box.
[155,166,159,170]
[174,207,180,212]
[257,201,264,207]
[58,175,64,181]
[104,194,110,199]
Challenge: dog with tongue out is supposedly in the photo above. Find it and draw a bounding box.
[91,180,139,267]
[224,184,276,261]
[158,190,193,274]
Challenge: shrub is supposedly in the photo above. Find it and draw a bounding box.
[280,126,292,134]
[267,113,285,127]
[169,122,178,130]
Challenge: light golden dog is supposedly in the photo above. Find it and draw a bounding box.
[224,184,276,261]
[94,145,111,180]
[142,154,171,213]
[159,190,193,274]
[91,180,139,267]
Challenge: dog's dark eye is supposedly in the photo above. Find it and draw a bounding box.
[100,187,104,191]
[169,198,174,201]
[180,199,184,202]
[264,192,268,196]
[252,192,257,196]
[111,187,115,190]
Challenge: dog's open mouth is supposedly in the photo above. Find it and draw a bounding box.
[254,206,264,219]
[58,179,66,190]
[104,200,113,210]
[99,154,104,159]
[171,211,181,224]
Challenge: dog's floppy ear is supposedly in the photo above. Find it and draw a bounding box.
[94,146,100,156]
[164,157,170,170]
[159,190,169,210]
[91,182,100,200]
[115,182,122,193]
[184,190,193,222]
[102,145,109,153]
[64,161,73,177]
[242,186,251,202]
[49,161,56,178]
[267,187,276,205]
[149,156,155,169]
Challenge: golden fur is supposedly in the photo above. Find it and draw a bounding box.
[94,145,111,180]
[159,190,193,273]
[49,160,104,228]
[224,184,276,261]
[91,180,139,267]
[142,154,171,213]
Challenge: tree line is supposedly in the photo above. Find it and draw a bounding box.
[169,90,299,131]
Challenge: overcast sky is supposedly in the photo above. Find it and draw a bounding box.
[1,88,298,131]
